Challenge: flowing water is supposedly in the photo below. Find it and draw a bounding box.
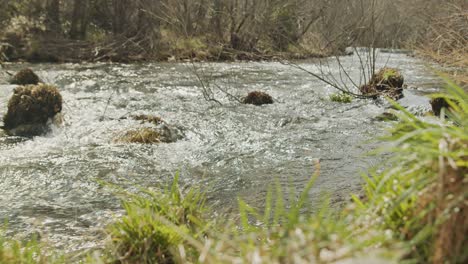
[0,51,441,252]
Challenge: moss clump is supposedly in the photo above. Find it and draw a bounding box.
[131,114,164,125]
[115,128,163,144]
[115,118,182,144]
[377,68,404,88]
[3,84,62,136]
[360,67,404,100]
[242,91,274,106]
[329,92,352,103]
[9,68,40,85]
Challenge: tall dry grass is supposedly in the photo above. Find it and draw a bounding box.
[416,4,468,86]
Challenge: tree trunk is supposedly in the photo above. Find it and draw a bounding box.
[70,0,89,40]
[212,0,223,39]
[112,0,129,35]
[79,1,89,40]
[45,0,61,35]
[183,0,193,36]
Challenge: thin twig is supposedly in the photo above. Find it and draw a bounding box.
[281,60,371,99]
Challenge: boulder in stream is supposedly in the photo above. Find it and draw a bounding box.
[242,91,273,106]
[360,67,404,100]
[3,84,62,136]
[9,68,40,85]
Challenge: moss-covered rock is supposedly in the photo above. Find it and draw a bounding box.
[10,68,40,85]
[372,67,404,89]
[3,84,62,136]
[360,67,404,100]
[114,123,183,144]
[242,91,273,106]
[115,128,164,144]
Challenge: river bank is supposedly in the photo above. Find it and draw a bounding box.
[0,31,332,64]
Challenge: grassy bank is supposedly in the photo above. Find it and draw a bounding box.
[1,81,466,263]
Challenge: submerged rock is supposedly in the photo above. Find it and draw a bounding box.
[9,68,40,85]
[131,114,164,125]
[360,67,404,100]
[115,123,183,144]
[116,128,164,144]
[3,84,62,136]
[374,112,399,122]
[242,91,273,106]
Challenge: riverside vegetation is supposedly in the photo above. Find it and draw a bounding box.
[0,0,466,62]
[0,80,466,263]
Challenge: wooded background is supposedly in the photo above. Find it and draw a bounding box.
[0,0,466,62]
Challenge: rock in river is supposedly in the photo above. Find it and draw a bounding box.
[360,67,405,100]
[9,68,41,85]
[2,84,63,136]
[242,91,274,106]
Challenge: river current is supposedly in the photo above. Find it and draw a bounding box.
[0,51,440,251]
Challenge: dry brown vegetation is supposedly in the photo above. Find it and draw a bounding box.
[115,128,165,144]
[410,135,467,264]
[414,2,468,87]
[432,160,467,263]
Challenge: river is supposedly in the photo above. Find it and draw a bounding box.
[0,51,440,252]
